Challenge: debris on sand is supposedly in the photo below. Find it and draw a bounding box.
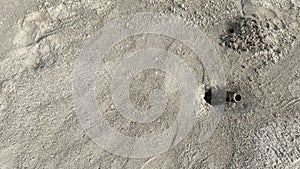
[220,17,296,64]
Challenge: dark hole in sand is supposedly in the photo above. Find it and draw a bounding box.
[204,88,212,105]
[234,94,242,102]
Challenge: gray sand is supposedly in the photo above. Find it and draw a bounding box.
[0,0,299,168]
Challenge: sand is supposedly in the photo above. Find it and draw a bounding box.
[0,0,299,168]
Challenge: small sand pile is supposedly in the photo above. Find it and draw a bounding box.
[221,17,296,63]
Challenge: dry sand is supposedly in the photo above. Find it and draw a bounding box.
[0,0,299,168]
